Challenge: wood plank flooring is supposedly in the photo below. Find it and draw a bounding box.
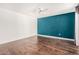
[0,36,79,55]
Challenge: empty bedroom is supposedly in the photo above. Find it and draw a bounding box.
[0,3,79,55]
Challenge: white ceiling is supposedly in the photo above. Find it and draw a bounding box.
[0,3,76,17]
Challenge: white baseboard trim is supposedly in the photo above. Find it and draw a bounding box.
[0,34,36,45]
[38,34,75,41]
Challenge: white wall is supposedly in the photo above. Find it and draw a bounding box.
[0,8,37,44]
[17,12,37,39]
[75,12,79,46]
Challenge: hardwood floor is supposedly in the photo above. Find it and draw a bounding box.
[0,36,79,55]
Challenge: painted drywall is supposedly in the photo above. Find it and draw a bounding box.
[75,12,79,46]
[38,12,75,39]
[0,8,37,44]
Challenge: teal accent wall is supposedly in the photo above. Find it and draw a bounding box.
[38,12,75,39]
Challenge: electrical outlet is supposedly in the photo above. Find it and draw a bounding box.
[58,33,61,36]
